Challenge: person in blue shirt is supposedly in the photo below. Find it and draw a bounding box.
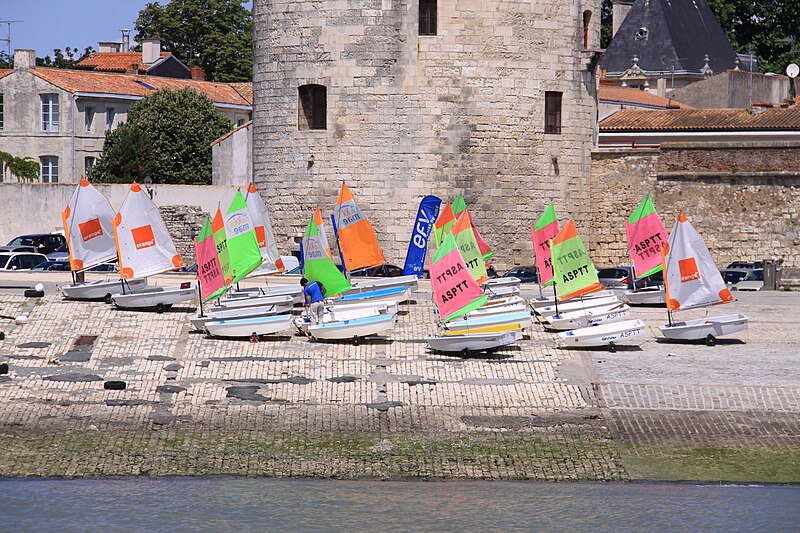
[301,277,325,324]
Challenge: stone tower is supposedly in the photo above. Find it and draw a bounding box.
[253,0,600,268]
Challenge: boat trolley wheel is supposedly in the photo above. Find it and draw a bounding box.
[104,293,113,304]
[705,334,716,347]
[155,303,165,314]
[608,341,616,353]
[352,336,360,346]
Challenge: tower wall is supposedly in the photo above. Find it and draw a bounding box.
[253,0,599,269]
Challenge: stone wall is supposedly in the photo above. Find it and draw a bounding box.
[253,0,601,269]
[589,142,800,269]
[159,205,208,266]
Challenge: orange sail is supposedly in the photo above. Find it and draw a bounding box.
[334,183,385,271]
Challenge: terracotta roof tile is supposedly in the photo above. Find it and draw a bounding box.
[600,108,800,131]
[230,82,253,105]
[30,68,251,107]
[599,85,692,109]
[0,69,12,81]
[77,51,171,72]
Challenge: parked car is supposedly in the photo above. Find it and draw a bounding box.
[0,252,49,271]
[732,269,764,291]
[503,265,539,283]
[1,234,66,255]
[89,263,119,273]
[177,263,198,273]
[643,271,664,287]
[720,268,751,286]
[46,243,70,261]
[726,261,763,270]
[596,266,645,290]
[32,260,72,271]
[350,264,404,277]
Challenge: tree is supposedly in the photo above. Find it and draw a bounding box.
[36,46,95,69]
[134,0,252,82]
[0,51,11,69]
[705,0,800,74]
[92,88,231,185]
[600,0,613,50]
[0,151,40,182]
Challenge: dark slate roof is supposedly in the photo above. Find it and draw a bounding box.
[600,0,747,75]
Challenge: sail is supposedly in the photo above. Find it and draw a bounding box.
[451,212,489,284]
[334,182,386,270]
[302,213,351,296]
[212,207,233,285]
[244,183,284,274]
[531,202,559,286]
[626,195,669,278]
[551,219,603,300]
[113,182,183,279]
[430,232,487,322]
[61,177,117,271]
[433,203,456,247]
[194,217,226,302]
[224,190,263,284]
[662,213,733,311]
[313,207,333,260]
[451,193,467,216]
[450,194,492,259]
[402,195,442,277]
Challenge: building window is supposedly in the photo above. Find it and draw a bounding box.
[106,108,116,131]
[419,0,437,36]
[0,93,4,130]
[40,156,58,183]
[237,118,245,127]
[298,85,327,130]
[41,94,59,132]
[583,10,592,49]
[544,91,562,134]
[85,107,95,133]
[85,156,96,178]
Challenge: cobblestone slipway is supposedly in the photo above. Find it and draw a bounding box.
[0,273,797,481]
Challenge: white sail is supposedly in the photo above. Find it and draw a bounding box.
[62,177,117,271]
[663,213,733,311]
[113,182,184,279]
[244,183,284,274]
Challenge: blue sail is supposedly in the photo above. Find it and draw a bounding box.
[402,195,442,277]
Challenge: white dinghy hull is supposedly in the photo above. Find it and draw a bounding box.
[442,310,533,334]
[60,278,147,301]
[329,287,411,307]
[211,294,295,311]
[537,295,621,318]
[557,319,646,349]
[426,331,516,353]
[205,314,293,338]
[294,305,386,335]
[657,313,748,343]
[529,290,616,312]
[228,285,303,304]
[545,303,631,331]
[112,284,196,310]
[345,275,419,294]
[624,286,666,306]
[190,303,292,331]
[308,313,397,340]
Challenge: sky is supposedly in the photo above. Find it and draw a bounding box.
[0,0,252,58]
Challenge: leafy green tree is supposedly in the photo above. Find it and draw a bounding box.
[0,51,11,69]
[134,0,252,82]
[92,88,231,185]
[707,0,800,74]
[36,46,95,68]
[600,0,613,50]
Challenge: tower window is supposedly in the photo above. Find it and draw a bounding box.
[420,0,437,36]
[544,92,562,135]
[298,84,327,130]
[582,10,592,49]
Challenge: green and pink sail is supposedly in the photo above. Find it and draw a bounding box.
[551,219,603,300]
[531,202,559,286]
[429,232,487,322]
[625,195,668,278]
[194,217,226,302]
[223,190,263,285]
[451,194,493,260]
[302,211,351,296]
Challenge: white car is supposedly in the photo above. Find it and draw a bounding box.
[731,269,763,291]
[0,252,49,271]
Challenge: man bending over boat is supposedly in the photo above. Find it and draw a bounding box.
[301,277,325,324]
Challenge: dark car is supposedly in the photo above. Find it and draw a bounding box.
[643,270,664,287]
[726,261,763,270]
[2,234,67,255]
[596,266,645,290]
[32,260,72,271]
[720,268,751,286]
[46,243,70,261]
[503,265,539,283]
[350,264,404,277]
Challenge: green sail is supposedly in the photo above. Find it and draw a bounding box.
[302,213,351,296]
[627,195,657,225]
[451,193,467,216]
[551,219,603,301]
[534,202,557,231]
[224,190,263,285]
[206,207,233,301]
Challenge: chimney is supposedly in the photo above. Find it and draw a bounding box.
[191,66,205,81]
[120,29,131,52]
[13,49,36,70]
[142,39,161,65]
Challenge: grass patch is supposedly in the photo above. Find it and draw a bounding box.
[621,445,800,483]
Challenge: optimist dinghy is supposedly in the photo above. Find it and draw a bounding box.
[329,286,410,306]
[346,274,419,294]
[205,313,292,338]
[441,310,532,334]
[60,278,147,301]
[213,294,295,311]
[656,213,748,344]
[308,313,397,341]
[190,303,291,331]
[529,290,616,313]
[624,286,666,306]
[112,283,196,311]
[557,319,646,350]
[544,302,631,331]
[426,331,516,354]
[294,304,387,335]
[227,285,303,304]
[537,295,621,318]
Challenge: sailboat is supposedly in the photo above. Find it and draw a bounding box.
[656,213,748,344]
[623,195,669,306]
[58,178,147,301]
[550,219,644,349]
[110,182,195,311]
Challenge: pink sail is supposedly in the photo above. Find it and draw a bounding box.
[531,203,559,286]
[625,209,668,278]
[429,233,487,321]
[194,218,225,302]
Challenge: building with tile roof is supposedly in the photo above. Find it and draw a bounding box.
[598,81,690,120]
[77,39,194,80]
[0,49,251,183]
